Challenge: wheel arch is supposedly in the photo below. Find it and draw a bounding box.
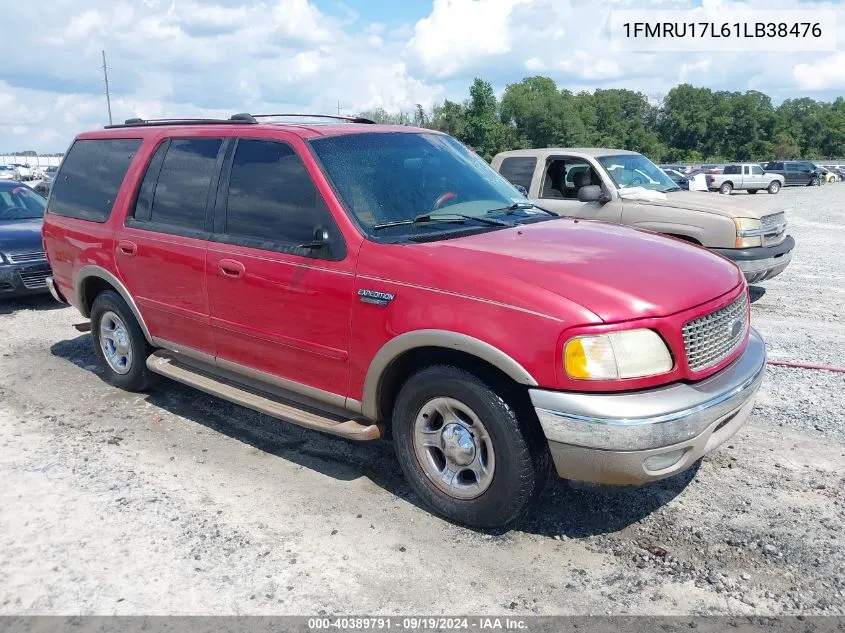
[75,265,153,343]
[361,331,538,422]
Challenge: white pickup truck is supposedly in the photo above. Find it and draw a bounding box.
[707,164,784,195]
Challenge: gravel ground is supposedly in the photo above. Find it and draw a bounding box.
[0,185,843,616]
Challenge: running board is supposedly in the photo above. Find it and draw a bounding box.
[145,351,382,441]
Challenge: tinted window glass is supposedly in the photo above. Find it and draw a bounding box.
[224,139,322,244]
[724,165,740,175]
[786,163,799,171]
[751,166,764,175]
[49,139,141,222]
[498,157,536,190]
[132,141,169,223]
[150,138,222,230]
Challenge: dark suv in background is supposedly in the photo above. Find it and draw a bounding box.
[761,161,822,186]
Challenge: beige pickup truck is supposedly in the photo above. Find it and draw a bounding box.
[492,148,795,283]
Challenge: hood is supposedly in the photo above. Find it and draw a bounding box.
[627,190,769,219]
[0,218,45,254]
[405,219,743,323]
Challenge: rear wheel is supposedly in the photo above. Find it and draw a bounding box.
[392,365,550,529]
[91,290,155,391]
[719,182,733,195]
[767,181,781,194]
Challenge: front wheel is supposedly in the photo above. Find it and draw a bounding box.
[91,290,155,391]
[768,181,781,194]
[810,177,821,187]
[392,365,550,529]
[719,182,733,195]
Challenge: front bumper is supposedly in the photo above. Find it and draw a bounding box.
[530,328,766,484]
[0,262,52,298]
[713,235,795,283]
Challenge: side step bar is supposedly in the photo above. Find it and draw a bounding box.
[146,351,382,441]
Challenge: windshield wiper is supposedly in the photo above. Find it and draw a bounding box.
[484,201,556,217]
[372,212,512,231]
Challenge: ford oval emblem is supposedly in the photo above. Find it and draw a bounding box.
[730,319,743,338]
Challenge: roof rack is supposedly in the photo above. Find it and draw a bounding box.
[105,117,257,129]
[231,113,376,124]
[105,112,375,130]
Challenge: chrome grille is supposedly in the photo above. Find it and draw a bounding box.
[761,212,787,247]
[6,250,47,264]
[683,293,749,372]
[19,270,51,290]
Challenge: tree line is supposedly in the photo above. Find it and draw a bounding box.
[360,77,845,164]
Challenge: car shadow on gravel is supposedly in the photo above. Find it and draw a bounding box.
[51,333,696,538]
[749,286,766,303]
[0,294,66,315]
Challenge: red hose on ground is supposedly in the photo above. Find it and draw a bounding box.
[766,360,845,374]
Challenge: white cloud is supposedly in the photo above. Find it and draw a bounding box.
[2,0,845,153]
[792,52,845,91]
[408,0,532,78]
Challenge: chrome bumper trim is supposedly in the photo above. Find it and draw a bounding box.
[530,329,766,451]
[45,276,65,303]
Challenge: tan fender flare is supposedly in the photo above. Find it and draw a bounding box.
[75,265,153,344]
[360,330,538,421]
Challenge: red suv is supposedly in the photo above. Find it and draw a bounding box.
[43,114,766,528]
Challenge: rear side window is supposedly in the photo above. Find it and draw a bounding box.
[224,139,324,245]
[786,163,799,171]
[148,138,222,231]
[723,165,740,175]
[49,139,142,222]
[498,157,536,190]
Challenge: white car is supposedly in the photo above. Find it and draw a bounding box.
[10,164,32,180]
[0,165,21,181]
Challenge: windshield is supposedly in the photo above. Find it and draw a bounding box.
[309,132,529,237]
[599,154,679,192]
[0,184,46,220]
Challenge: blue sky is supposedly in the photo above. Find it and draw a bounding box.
[1,0,844,153]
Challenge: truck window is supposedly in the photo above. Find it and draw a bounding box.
[786,163,799,172]
[223,139,329,247]
[49,138,142,223]
[542,158,600,198]
[751,166,764,175]
[147,138,223,232]
[723,165,740,175]
[498,157,536,191]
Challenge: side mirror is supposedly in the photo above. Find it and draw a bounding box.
[298,227,330,251]
[577,185,610,203]
[514,184,528,197]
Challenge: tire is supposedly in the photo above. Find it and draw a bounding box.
[90,290,155,391]
[767,181,781,194]
[810,177,820,187]
[719,182,733,195]
[392,365,550,529]
[748,189,758,194]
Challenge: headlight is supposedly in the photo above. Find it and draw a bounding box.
[734,218,763,248]
[564,329,673,380]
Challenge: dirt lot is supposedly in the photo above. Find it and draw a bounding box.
[1,185,843,616]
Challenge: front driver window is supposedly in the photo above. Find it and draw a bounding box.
[541,158,600,199]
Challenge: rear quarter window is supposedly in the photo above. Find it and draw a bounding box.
[723,165,740,175]
[49,138,142,222]
[497,157,537,190]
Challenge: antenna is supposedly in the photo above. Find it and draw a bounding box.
[102,50,113,126]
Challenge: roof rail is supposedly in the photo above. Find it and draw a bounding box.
[105,117,257,129]
[239,113,376,124]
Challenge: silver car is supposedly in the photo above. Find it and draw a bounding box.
[0,166,21,181]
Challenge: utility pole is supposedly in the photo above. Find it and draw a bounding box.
[102,50,113,126]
